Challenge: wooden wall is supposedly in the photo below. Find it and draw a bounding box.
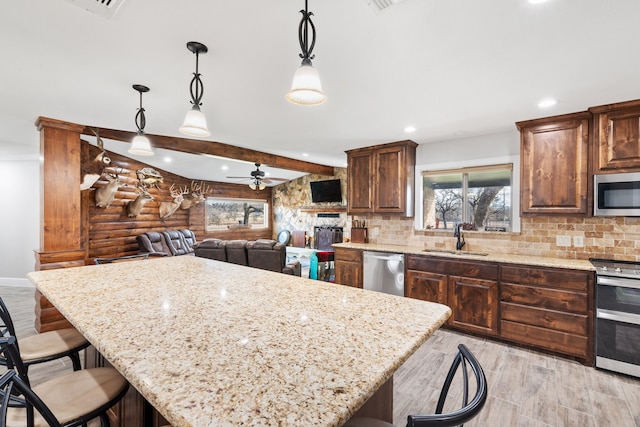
[84,142,273,263]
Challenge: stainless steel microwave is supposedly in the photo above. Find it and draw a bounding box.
[594,172,640,216]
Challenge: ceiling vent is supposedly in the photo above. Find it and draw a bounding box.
[66,0,125,19]
[364,0,405,13]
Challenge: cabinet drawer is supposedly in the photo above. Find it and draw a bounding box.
[501,265,590,292]
[334,248,362,263]
[501,302,588,335]
[501,320,588,359]
[501,283,588,313]
[406,255,498,281]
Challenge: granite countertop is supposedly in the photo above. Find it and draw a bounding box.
[28,256,451,427]
[333,242,595,271]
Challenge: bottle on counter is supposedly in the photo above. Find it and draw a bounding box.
[309,251,318,280]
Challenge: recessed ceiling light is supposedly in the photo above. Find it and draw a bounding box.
[302,153,309,157]
[538,98,557,108]
[404,126,416,133]
[163,156,172,163]
[529,0,549,4]
[221,165,229,171]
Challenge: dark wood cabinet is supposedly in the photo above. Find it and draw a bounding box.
[516,112,590,215]
[346,140,417,217]
[405,255,499,335]
[448,275,498,336]
[499,264,593,363]
[334,247,363,288]
[590,99,640,173]
[406,270,447,305]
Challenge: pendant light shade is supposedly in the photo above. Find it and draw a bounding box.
[286,0,326,106]
[179,108,210,137]
[179,41,211,137]
[286,63,326,105]
[249,179,266,191]
[129,84,154,156]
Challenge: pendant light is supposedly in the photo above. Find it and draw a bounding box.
[128,84,154,156]
[249,178,266,191]
[179,41,211,137]
[286,0,326,106]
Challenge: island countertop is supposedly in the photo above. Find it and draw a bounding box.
[27,256,451,427]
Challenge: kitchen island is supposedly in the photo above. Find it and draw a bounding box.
[27,255,451,427]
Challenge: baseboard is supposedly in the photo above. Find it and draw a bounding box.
[0,278,34,288]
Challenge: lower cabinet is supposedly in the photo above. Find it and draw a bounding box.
[406,255,499,336]
[334,247,363,288]
[406,254,594,364]
[499,264,593,362]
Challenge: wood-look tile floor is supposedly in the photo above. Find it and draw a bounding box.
[3,285,639,427]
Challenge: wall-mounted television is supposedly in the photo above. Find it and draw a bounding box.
[310,179,342,203]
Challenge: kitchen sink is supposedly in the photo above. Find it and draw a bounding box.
[422,249,489,257]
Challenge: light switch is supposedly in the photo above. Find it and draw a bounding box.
[573,235,584,247]
[556,235,571,247]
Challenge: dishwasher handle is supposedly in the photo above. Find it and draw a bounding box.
[364,253,404,261]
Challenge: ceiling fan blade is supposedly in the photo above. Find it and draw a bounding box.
[226,176,252,180]
[263,177,288,183]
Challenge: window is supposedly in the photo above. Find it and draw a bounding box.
[422,164,513,232]
[205,198,268,231]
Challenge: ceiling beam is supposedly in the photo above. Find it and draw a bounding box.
[81,125,335,176]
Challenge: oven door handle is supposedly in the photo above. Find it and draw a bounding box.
[597,308,640,325]
[597,276,640,290]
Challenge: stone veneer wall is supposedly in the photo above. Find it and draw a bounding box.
[272,168,347,246]
[363,215,640,262]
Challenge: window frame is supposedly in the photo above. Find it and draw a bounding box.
[205,197,270,232]
[414,156,521,233]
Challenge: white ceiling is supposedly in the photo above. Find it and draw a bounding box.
[2,0,640,185]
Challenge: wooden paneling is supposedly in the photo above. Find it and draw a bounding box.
[517,112,590,215]
[501,320,589,359]
[346,150,374,213]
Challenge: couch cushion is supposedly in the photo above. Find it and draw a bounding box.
[194,239,227,262]
[225,240,248,265]
[180,229,197,253]
[246,239,286,273]
[162,230,189,256]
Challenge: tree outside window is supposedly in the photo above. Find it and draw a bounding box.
[205,198,268,231]
[423,165,512,232]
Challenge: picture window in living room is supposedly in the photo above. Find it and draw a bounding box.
[422,164,513,232]
[205,198,268,231]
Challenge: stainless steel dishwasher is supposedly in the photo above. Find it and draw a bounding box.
[363,251,405,296]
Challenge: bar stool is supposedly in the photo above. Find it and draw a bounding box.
[0,298,89,373]
[0,336,128,427]
[344,344,487,427]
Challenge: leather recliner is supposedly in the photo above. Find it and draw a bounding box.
[162,230,190,256]
[246,239,301,276]
[136,231,171,257]
[194,239,227,262]
[180,229,197,253]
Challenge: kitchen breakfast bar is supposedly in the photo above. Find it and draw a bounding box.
[27,256,451,426]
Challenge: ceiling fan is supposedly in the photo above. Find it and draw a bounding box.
[227,163,288,190]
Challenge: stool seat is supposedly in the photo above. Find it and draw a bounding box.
[18,328,88,362]
[4,367,128,427]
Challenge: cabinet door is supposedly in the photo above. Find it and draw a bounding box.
[518,113,590,215]
[592,104,640,172]
[347,150,374,213]
[448,275,498,335]
[375,145,405,213]
[406,270,447,305]
[335,260,362,288]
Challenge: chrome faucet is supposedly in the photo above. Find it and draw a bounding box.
[454,223,466,251]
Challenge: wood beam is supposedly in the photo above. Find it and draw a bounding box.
[81,126,335,176]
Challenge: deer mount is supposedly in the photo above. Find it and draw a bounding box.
[180,180,211,210]
[126,184,155,218]
[159,184,188,219]
[81,129,112,191]
[94,167,126,208]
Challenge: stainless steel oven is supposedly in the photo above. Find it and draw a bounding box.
[592,259,640,378]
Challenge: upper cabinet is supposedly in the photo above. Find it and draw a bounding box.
[590,99,640,173]
[346,140,417,217]
[516,112,590,216]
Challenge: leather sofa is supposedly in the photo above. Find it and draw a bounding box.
[136,229,197,257]
[195,238,301,276]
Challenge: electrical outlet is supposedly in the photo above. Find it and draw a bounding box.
[573,235,584,247]
[556,235,571,247]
